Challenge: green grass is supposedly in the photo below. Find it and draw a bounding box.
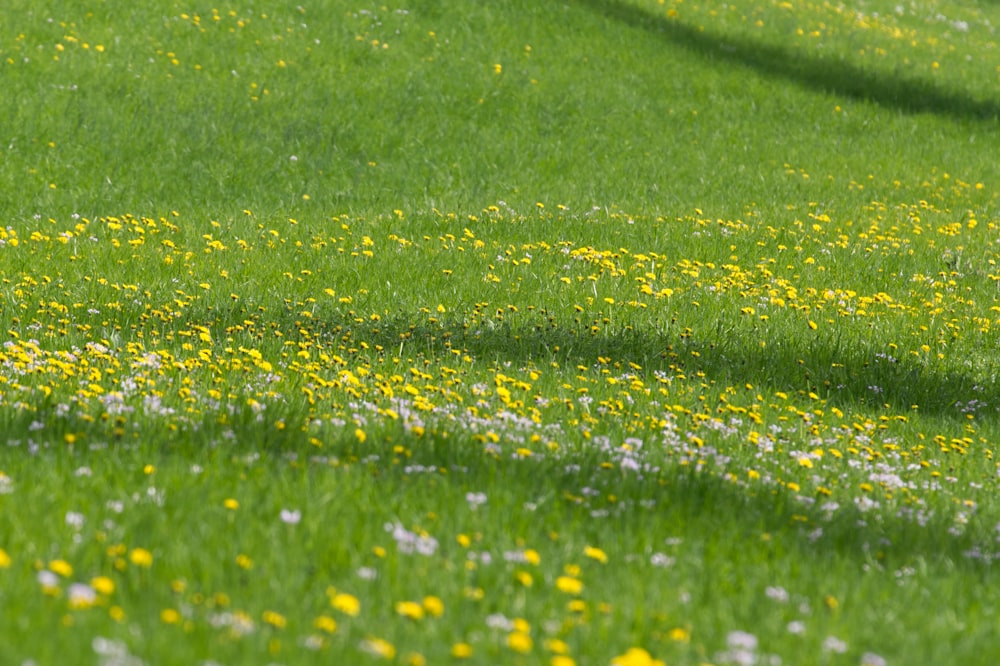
[1,0,1000,664]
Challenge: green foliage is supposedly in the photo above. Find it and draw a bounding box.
[1,0,999,664]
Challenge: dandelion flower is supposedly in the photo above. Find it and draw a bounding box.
[555,576,583,595]
[610,647,665,666]
[331,592,361,616]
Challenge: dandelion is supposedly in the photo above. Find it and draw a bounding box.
[0,549,11,568]
[160,608,182,624]
[361,637,396,659]
[584,545,608,563]
[555,576,584,595]
[610,647,665,666]
[422,595,445,617]
[49,560,73,577]
[128,548,153,567]
[91,576,115,595]
[507,631,533,653]
[330,592,361,616]
[451,643,473,658]
[262,610,287,629]
[309,615,336,635]
[395,600,425,620]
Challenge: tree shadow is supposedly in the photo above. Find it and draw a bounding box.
[346,312,997,421]
[574,0,1000,122]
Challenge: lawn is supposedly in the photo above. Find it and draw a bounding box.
[1,1,999,664]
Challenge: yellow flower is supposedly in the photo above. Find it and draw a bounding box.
[362,637,395,659]
[49,559,74,577]
[331,592,361,616]
[507,631,533,654]
[523,548,541,565]
[0,548,10,568]
[610,647,665,666]
[555,576,583,595]
[160,608,181,624]
[128,548,153,567]
[262,610,287,629]
[314,615,337,633]
[224,498,239,510]
[584,545,608,563]
[545,638,570,654]
[451,642,473,658]
[668,627,691,642]
[422,595,445,617]
[395,600,425,620]
[91,576,115,595]
[552,657,577,666]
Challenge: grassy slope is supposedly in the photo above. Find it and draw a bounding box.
[1,0,1000,664]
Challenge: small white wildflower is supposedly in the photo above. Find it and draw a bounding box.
[65,511,85,529]
[280,508,302,525]
[727,631,758,651]
[823,636,848,653]
[861,652,888,666]
[465,491,487,509]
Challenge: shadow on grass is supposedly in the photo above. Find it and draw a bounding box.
[334,312,996,420]
[573,0,1000,122]
[330,428,998,581]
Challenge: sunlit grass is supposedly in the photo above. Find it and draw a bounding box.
[1,0,1000,664]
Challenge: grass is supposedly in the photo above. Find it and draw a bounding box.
[1,0,1000,664]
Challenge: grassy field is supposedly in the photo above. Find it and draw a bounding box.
[1,0,1000,664]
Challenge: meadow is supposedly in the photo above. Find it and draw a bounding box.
[1,0,999,664]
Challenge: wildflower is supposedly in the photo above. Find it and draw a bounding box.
[584,545,608,563]
[128,548,153,567]
[451,643,473,658]
[422,595,445,617]
[0,549,10,568]
[37,570,60,593]
[68,583,97,609]
[224,498,239,510]
[861,652,888,666]
[823,636,848,653]
[49,559,73,577]
[507,631,533,653]
[610,647,665,666]
[552,657,577,666]
[331,592,361,616]
[314,615,337,633]
[91,576,114,596]
[556,576,583,595]
[786,621,806,635]
[263,610,287,629]
[727,631,758,651]
[668,627,691,642]
[361,637,396,659]
[280,508,302,525]
[160,608,182,624]
[395,600,425,620]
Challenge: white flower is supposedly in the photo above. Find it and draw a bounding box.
[823,636,848,653]
[280,508,302,525]
[727,631,758,651]
[68,583,97,606]
[861,652,887,666]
